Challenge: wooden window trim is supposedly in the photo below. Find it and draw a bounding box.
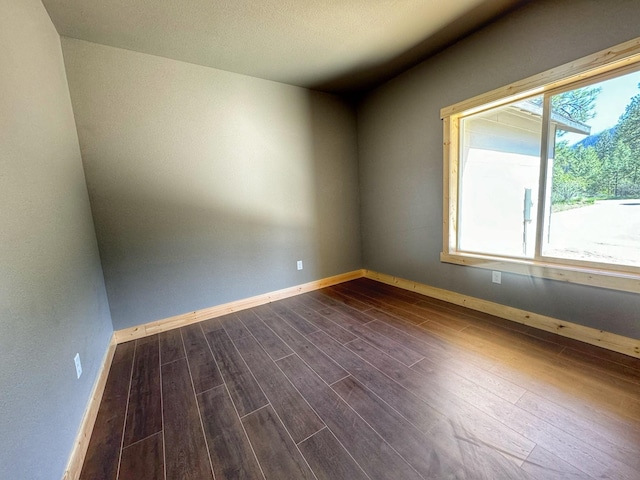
[441,37,640,294]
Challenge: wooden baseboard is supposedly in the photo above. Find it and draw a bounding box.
[63,334,117,480]
[115,269,366,343]
[365,270,640,359]
[64,267,638,479]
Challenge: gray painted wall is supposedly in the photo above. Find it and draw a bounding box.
[357,0,640,339]
[61,38,362,330]
[0,1,113,479]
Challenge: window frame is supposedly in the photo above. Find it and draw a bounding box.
[441,37,640,294]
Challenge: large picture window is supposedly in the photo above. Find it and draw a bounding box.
[441,38,640,293]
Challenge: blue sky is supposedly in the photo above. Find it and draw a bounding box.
[564,69,640,144]
[588,69,640,131]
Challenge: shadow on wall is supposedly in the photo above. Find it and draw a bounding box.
[82,87,360,331]
[97,191,315,330]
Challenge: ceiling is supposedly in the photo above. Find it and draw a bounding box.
[42,0,525,94]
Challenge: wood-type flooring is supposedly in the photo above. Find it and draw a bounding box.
[80,278,640,479]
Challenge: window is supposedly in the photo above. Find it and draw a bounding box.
[441,38,640,293]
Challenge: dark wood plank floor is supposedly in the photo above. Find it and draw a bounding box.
[80,278,640,480]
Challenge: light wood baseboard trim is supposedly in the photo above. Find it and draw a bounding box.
[63,334,117,480]
[365,270,640,359]
[115,269,366,343]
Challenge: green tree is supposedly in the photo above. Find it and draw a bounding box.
[599,135,632,197]
[615,88,640,185]
[552,142,601,201]
[572,145,602,196]
[551,86,602,123]
[547,86,602,204]
[532,85,601,124]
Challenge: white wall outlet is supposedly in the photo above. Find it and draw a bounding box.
[492,271,502,284]
[296,260,303,270]
[74,353,82,379]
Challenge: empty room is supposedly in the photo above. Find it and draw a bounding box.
[3,0,640,479]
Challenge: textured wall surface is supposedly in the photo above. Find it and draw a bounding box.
[0,1,113,479]
[357,0,640,339]
[62,38,362,330]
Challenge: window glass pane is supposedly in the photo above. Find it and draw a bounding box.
[458,97,543,258]
[543,71,640,267]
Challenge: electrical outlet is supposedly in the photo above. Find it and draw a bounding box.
[74,353,82,379]
[296,260,303,270]
[492,271,502,284]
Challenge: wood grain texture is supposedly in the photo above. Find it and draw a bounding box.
[373,266,640,356]
[331,375,465,480]
[255,309,347,384]
[343,337,535,465]
[268,302,319,335]
[236,308,293,360]
[197,386,263,480]
[64,335,117,480]
[123,336,161,447]
[440,36,640,118]
[79,341,135,480]
[181,323,223,394]
[298,428,369,480]
[307,330,443,434]
[277,353,424,480]
[159,329,185,365]
[114,270,365,342]
[280,296,357,344]
[218,313,250,342]
[118,432,164,480]
[79,279,640,480]
[205,328,268,417]
[162,358,213,480]
[522,445,593,480]
[241,406,315,480]
[232,334,325,442]
[312,303,425,366]
[440,42,640,297]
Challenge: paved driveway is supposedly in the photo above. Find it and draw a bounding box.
[544,199,640,267]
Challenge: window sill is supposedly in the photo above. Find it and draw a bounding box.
[440,251,640,294]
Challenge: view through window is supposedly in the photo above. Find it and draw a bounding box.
[457,69,640,269]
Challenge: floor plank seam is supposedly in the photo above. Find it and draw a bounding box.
[295,426,328,446]
[114,340,137,480]
[159,336,167,480]
[277,351,425,480]
[233,311,336,443]
[328,382,431,479]
[217,323,282,415]
[245,385,321,480]
[406,357,425,368]
[121,430,163,451]
[238,403,271,420]
[158,356,187,367]
[313,317,539,470]
[198,322,226,387]
[273,352,295,361]
[220,379,268,480]
[195,383,226,397]
[80,280,640,480]
[328,374,351,387]
[305,328,445,437]
[346,310,526,409]
[181,328,217,479]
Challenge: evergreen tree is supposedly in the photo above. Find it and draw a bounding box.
[615,87,640,185]
[551,86,601,123]
[599,136,631,197]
